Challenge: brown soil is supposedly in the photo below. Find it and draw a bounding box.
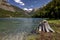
[36,32,60,40]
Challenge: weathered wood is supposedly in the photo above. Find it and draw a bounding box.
[38,20,55,32]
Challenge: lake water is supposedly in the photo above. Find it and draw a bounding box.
[0,18,42,40]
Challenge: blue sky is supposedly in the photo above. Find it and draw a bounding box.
[7,0,51,11]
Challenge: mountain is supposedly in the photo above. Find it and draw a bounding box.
[27,8,39,16]
[0,0,16,12]
[0,0,29,18]
[32,0,60,19]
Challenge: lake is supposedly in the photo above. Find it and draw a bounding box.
[0,18,42,40]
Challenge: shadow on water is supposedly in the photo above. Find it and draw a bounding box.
[0,18,42,40]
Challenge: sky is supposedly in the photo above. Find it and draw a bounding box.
[7,0,51,11]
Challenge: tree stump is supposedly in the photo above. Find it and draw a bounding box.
[38,20,55,33]
[37,20,55,40]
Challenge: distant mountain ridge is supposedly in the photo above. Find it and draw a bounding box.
[0,0,30,18]
[0,0,16,12]
[0,0,27,12]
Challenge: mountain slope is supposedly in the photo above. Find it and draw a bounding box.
[0,0,29,18]
[0,0,16,12]
[32,0,60,19]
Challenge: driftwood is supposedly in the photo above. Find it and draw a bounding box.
[38,20,55,32]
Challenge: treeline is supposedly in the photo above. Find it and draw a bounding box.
[32,0,60,19]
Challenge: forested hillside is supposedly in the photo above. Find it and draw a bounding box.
[32,0,60,19]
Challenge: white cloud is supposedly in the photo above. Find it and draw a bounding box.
[29,9,33,11]
[14,0,20,3]
[23,8,28,10]
[19,1,23,4]
[14,0,25,6]
[23,8,33,11]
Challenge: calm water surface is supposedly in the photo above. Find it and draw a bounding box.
[0,18,42,40]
